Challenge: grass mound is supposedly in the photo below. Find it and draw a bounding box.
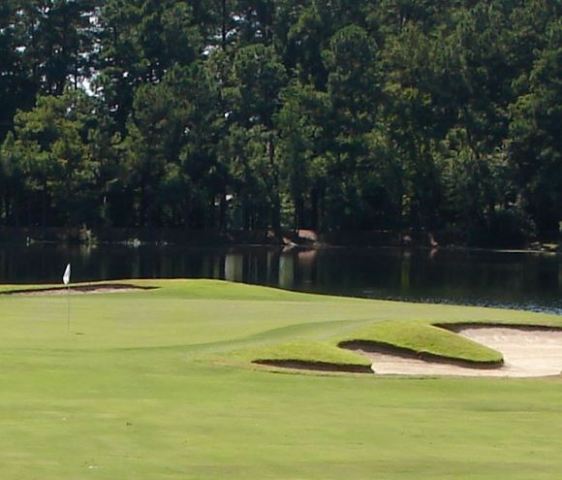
[338,320,504,365]
[241,319,504,373]
[242,341,372,373]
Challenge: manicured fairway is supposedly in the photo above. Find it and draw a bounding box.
[1,279,561,479]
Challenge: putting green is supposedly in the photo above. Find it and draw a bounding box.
[1,279,561,479]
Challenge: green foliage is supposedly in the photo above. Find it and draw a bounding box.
[508,18,562,236]
[3,89,100,225]
[0,0,561,243]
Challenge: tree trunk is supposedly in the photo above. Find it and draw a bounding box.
[268,135,281,234]
[221,0,227,51]
[219,193,227,231]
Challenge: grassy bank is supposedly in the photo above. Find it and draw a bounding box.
[337,320,504,365]
[0,279,561,479]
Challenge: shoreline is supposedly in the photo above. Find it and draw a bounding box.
[0,226,559,254]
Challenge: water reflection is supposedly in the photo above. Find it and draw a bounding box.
[0,243,561,314]
[400,251,411,291]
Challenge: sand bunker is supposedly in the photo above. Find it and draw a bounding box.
[351,325,562,378]
[2,284,157,296]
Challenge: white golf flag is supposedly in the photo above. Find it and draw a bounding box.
[63,263,71,285]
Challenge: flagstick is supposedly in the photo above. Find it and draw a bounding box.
[62,263,71,333]
[67,284,70,333]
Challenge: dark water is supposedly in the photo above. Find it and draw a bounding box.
[0,243,561,314]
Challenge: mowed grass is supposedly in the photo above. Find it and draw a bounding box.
[1,279,562,479]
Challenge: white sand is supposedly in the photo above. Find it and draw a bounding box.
[356,326,562,377]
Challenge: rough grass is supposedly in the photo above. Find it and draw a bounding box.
[338,320,504,364]
[1,279,562,479]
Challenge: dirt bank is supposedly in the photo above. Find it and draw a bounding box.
[1,284,157,296]
[252,359,372,374]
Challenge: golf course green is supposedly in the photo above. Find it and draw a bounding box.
[1,279,561,479]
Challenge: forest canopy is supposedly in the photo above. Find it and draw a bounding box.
[0,0,560,245]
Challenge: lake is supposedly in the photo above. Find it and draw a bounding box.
[0,243,561,314]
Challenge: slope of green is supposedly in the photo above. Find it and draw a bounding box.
[0,279,562,479]
[339,320,503,364]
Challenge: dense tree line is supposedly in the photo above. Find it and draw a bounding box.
[0,0,560,245]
